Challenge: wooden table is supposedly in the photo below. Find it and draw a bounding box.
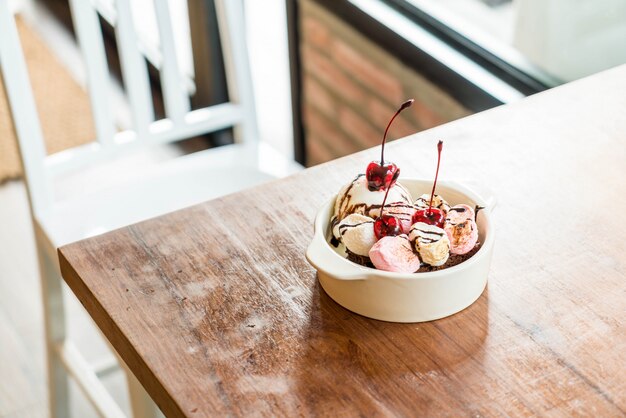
[59,66,626,417]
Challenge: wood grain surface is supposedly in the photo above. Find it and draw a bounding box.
[59,66,626,417]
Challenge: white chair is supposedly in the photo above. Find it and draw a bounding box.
[0,0,300,417]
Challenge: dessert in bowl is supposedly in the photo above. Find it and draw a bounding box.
[306,100,496,322]
[307,178,495,322]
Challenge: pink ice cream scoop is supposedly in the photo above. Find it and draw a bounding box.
[444,204,478,255]
[369,235,421,273]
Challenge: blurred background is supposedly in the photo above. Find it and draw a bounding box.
[1,0,625,416]
[297,0,626,164]
[2,0,626,180]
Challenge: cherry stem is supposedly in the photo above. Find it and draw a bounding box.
[380,99,414,165]
[428,140,444,215]
[379,183,392,220]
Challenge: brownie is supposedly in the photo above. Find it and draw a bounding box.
[346,251,375,269]
[416,243,481,272]
[343,243,481,273]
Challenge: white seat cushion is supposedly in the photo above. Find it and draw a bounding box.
[37,142,300,252]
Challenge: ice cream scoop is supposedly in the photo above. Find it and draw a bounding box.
[444,205,478,255]
[409,222,450,266]
[332,213,377,257]
[333,174,412,225]
[369,235,421,273]
[414,193,450,215]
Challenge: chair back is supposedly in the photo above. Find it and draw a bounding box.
[0,0,257,216]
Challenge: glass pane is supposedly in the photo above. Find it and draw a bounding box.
[405,0,626,82]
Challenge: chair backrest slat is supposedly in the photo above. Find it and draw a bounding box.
[0,4,51,215]
[44,102,244,176]
[154,0,191,124]
[1,0,261,211]
[114,0,154,136]
[215,0,258,144]
[68,0,116,146]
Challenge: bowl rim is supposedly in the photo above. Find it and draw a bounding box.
[307,178,495,281]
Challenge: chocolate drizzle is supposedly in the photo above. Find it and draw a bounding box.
[411,225,444,244]
[338,174,363,206]
[415,194,450,214]
[337,220,374,236]
[331,174,364,231]
[333,174,412,224]
[377,202,415,221]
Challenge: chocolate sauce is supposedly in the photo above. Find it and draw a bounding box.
[419,229,443,236]
[390,202,415,208]
[336,174,363,217]
[449,207,467,212]
[412,227,444,244]
[337,220,374,236]
[335,176,411,223]
[409,222,445,248]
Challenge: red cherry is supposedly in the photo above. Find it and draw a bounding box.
[365,99,414,191]
[374,215,402,239]
[412,208,445,229]
[366,161,400,191]
[374,176,401,239]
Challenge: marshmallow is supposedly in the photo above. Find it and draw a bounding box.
[444,205,478,255]
[445,204,474,224]
[333,174,412,223]
[414,194,450,215]
[332,214,377,256]
[369,235,421,273]
[409,222,450,267]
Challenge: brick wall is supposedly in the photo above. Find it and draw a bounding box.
[300,1,471,166]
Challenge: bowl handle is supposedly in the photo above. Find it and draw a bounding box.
[452,181,497,213]
[305,238,370,281]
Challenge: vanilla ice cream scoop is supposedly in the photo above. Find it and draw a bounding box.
[332,213,377,257]
[333,174,412,225]
[414,194,450,215]
[409,222,450,266]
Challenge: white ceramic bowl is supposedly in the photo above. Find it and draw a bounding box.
[306,178,496,323]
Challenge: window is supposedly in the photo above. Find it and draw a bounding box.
[393,0,626,83]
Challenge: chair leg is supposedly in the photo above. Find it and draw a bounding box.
[38,245,70,418]
[126,367,161,418]
[38,241,160,418]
